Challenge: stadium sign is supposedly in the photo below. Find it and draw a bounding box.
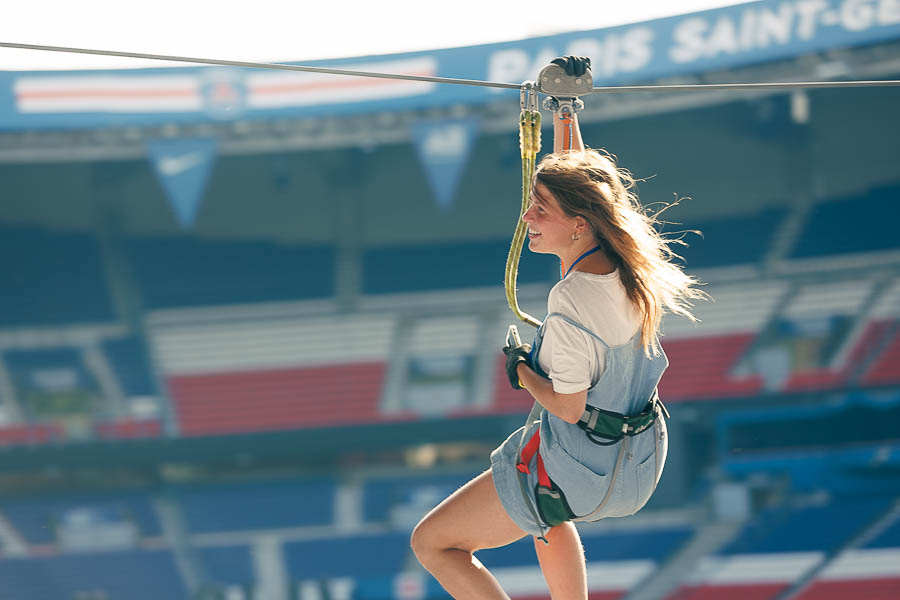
[0,0,898,130]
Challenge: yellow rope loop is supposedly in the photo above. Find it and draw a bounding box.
[505,84,543,330]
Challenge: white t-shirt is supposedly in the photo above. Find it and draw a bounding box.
[536,269,642,395]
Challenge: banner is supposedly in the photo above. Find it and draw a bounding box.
[410,118,479,211]
[2,0,899,130]
[146,138,217,228]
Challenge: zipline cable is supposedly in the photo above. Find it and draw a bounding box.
[2,42,900,93]
[0,42,521,90]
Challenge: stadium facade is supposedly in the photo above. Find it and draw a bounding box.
[0,1,899,598]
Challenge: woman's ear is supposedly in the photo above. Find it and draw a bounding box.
[575,215,589,236]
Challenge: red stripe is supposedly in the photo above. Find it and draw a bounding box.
[18,88,196,101]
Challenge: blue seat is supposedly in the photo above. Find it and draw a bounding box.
[102,336,157,397]
[0,226,113,326]
[362,240,557,294]
[791,186,900,258]
[0,550,188,600]
[126,236,335,308]
[720,496,891,555]
[197,545,255,586]
[175,479,335,533]
[283,533,411,579]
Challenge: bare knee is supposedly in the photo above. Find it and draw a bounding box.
[411,515,468,564]
[410,516,441,561]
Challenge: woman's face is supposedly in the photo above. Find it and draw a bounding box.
[522,181,580,256]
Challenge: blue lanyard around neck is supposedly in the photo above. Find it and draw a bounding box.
[561,245,603,279]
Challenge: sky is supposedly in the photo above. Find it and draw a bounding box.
[1,0,750,70]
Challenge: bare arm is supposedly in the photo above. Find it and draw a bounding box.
[516,362,587,424]
[553,105,585,153]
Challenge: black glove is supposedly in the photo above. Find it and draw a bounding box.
[503,343,532,390]
[550,56,591,77]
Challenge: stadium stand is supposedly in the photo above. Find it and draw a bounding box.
[0,422,64,446]
[476,524,695,600]
[775,279,874,392]
[196,544,256,587]
[363,472,475,525]
[126,236,335,309]
[0,9,898,599]
[0,225,114,326]
[860,278,900,386]
[152,312,395,435]
[92,417,162,439]
[101,335,157,399]
[666,494,894,600]
[173,479,335,532]
[283,532,412,580]
[0,549,189,600]
[362,240,557,294]
[674,208,788,269]
[3,347,101,419]
[790,184,900,259]
[0,490,161,545]
[791,502,900,599]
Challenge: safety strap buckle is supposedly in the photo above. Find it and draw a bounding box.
[578,390,666,440]
[520,80,539,113]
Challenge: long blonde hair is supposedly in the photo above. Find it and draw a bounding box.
[535,149,707,357]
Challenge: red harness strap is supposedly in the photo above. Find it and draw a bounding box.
[516,429,551,488]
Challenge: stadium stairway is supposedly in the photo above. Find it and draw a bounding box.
[664,494,894,600]
[781,497,900,600]
[624,518,746,600]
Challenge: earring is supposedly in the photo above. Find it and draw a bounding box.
[572,232,580,241]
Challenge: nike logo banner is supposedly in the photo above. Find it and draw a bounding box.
[146,138,218,228]
[410,118,479,211]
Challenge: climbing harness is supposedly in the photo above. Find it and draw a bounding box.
[515,388,670,531]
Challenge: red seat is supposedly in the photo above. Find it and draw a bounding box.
[791,578,900,600]
[169,362,388,436]
[665,583,788,600]
[0,423,64,446]
[861,326,900,386]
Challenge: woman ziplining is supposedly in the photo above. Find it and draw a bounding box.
[410,56,708,600]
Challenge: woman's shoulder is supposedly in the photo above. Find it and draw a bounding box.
[548,269,639,333]
[549,269,622,305]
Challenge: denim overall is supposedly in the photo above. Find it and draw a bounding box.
[490,312,669,539]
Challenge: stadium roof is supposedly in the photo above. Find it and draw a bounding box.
[0,0,899,161]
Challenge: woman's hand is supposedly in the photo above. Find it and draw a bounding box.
[503,342,532,390]
[550,56,591,77]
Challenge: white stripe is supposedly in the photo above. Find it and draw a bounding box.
[408,316,480,355]
[818,548,900,580]
[248,80,433,107]
[661,280,787,339]
[689,552,823,584]
[247,57,436,108]
[19,97,201,113]
[492,560,655,595]
[14,74,199,113]
[14,75,197,92]
[152,314,396,374]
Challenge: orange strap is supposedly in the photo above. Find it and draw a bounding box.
[516,429,551,488]
[560,110,574,151]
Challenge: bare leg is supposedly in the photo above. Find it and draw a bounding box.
[534,521,588,600]
[411,469,528,599]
